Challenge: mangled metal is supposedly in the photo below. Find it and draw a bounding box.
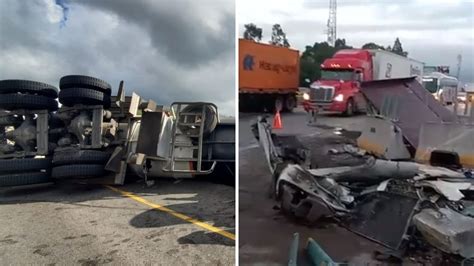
[277,164,350,222]
[358,77,474,169]
[413,208,474,258]
[253,112,474,260]
[416,180,471,201]
[311,158,419,184]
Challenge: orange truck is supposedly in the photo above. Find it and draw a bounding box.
[239,39,300,112]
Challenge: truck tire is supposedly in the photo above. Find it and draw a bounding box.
[58,88,111,108]
[344,98,356,116]
[52,149,111,166]
[0,115,23,126]
[0,80,58,98]
[0,172,50,187]
[0,94,58,111]
[0,158,51,174]
[60,75,112,95]
[284,95,297,112]
[274,96,284,112]
[51,164,106,179]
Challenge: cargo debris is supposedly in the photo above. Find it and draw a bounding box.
[253,114,474,260]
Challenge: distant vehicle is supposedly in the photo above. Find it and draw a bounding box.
[239,39,300,112]
[422,72,459,105]
[458,83,474,104]
[424,65,450,75]
[302,49,424,115]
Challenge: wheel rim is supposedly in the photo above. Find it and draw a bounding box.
[286,96,296,110]
[275,97,283,112]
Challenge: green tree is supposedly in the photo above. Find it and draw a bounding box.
[299,39,352,85]
[391,37,408,57]
[269,24,290,47]
[243,23,262,42]
[362,42,386,50]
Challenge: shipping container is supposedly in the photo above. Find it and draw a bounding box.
[239,39,300,112]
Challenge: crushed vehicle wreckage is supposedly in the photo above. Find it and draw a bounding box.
[252,78,474,262]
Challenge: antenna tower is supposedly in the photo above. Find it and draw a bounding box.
[327,0,337,46]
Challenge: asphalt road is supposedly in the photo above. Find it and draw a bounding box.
[239,108,386,265]
[0,179,235,265]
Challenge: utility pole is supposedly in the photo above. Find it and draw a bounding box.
[327,0,337,47]
[456,54,462,79]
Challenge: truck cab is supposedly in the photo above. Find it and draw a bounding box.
[303,49,373,115]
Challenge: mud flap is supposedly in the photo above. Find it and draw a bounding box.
[357,116,411,160]
[415,122,474,168]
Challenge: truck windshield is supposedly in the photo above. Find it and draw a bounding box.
[320,70,354,81]
[422,78,438,93]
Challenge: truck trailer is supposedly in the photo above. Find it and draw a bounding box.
[239,39,300,112]
[0,76,235,187]
[302,49,424,115]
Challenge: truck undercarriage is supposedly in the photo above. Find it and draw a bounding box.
[0,76,235,187]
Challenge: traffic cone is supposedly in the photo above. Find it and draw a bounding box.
[273,110,282,129]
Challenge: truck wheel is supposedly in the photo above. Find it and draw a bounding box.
[274,96,284,112]
[51,164,106,179]
[0,80,58,98]
[0,115,23,126]
[0,94,58,111]
[344,98,356,116]
[0,172,50,187]
[53,149,111,166]
[60,75,112,95]
[59,88,111,108]
[0,158,52,174]
[284,95,297,112]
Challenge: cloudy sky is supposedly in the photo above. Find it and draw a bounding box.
[239,0,474,83]
[0,0,235,115]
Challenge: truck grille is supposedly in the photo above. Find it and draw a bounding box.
[309,87,334,102]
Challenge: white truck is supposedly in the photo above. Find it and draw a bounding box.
[422,72,459,105]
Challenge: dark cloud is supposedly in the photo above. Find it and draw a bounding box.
[76,0,235,67]
[0,0,235,115]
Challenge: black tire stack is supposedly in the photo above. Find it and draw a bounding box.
[58,75,112,108]
[0,158,51,187]
[52,75,113,181]
[51,148,111,180]
[0,80,58,187]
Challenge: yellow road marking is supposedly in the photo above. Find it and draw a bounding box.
[105,185,235,241]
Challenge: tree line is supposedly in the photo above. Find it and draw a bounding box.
[243,23,409,85]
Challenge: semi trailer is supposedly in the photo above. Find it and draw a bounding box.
[302,49,424,115]
[0,76,235,187]
[239,39,300,112]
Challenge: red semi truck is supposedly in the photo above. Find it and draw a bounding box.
[302,49,424,115]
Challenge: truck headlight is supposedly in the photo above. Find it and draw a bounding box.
[334,94,344,102]
[303,92,310,100]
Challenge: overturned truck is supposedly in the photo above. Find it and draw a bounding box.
[0,76,235,187]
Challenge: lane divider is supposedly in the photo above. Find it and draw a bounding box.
[105,185,235,241]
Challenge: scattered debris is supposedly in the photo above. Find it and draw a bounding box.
[253,114,474,262]
[413,208,474,258]
[306,238,340,266]
[416,180,471,201]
